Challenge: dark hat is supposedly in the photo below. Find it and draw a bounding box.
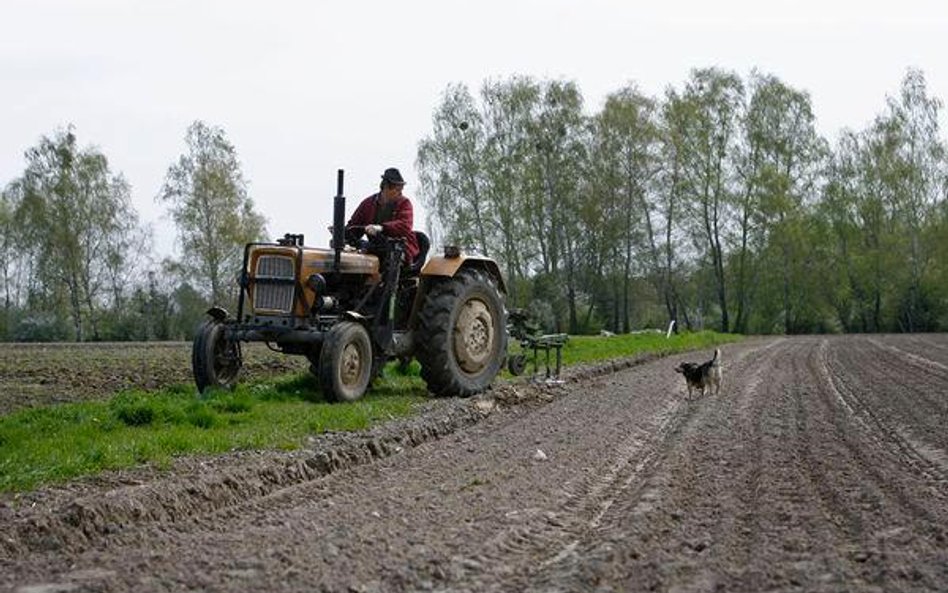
[381,167,405,185]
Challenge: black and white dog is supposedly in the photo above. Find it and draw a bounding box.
[674,349,722,398]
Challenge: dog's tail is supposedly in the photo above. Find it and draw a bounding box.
[711,348,721,366]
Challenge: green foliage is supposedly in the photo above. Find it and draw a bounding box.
[115,401,156,426]
[560,330,738,366]
[419,69,947,335]
[13,313,71,342]
[158,121,268,308]
[1,126,147,342]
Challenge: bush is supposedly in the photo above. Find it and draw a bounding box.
[14,314,70,342]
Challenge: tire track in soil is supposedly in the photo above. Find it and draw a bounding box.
[1,351,720,592]
[809,337,948,590]
[721,338,868,592]
[487,341,784,592]
[516,339,792,592]
[520,337,948,593]
[422,357,706,590]
[882,334,948,367]
[5,337,948,592]
[867,336,948,381]
[824,337,948,479]
[464,388,694,590]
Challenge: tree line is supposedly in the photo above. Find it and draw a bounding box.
[418,68,948,334]
[0,121,265,341]
[1,68,945,342]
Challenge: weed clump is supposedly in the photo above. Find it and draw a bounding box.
[115,404,155,427]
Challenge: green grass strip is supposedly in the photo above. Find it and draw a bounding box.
[0,372,427,493]
[505,329,740,373]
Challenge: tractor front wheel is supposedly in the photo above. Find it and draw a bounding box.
[192,320,242,394]
[318,321,373,402]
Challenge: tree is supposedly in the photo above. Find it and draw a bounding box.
[11,127,143,341]
[737,72,827,333]
[821,70,947,332]
[158,121,267,308]
[417,83,492,254]
[591,85,665,332]
[0,187,20,338]
[415,70,948,336]
[666,69,744,332]
[524,81,588,332]
[882,69,946,330]
[478,77,545,303]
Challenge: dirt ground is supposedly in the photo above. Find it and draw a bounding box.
[0,342,307,415]
[2,334,948,592]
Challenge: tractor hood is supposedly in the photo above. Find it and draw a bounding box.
[247,244,380,279]
[243,243,380,317]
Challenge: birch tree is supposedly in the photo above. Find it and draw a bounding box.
[666,69,744,331]
[12,128,142,340]
[158,121,267,307]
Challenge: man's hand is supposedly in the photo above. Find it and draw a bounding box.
[365,224,383,237]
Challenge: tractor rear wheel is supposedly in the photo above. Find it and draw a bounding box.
[192,320,242,394]
[318,321,373,402]
[416,269,507,397]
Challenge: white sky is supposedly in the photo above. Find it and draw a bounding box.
[2,0,946,258]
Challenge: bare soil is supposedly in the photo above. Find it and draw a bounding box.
[0,342,307,415]
[2,334,948,592]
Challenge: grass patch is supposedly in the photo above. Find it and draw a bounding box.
[0,372,425,493]
[505,329,739,376]
[0,331,737,493]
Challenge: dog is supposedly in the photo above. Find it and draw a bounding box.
[674,348,722,398]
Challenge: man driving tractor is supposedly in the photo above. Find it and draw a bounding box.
[345,167,420,265]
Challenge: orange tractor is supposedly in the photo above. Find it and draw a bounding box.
[192,170,508,401]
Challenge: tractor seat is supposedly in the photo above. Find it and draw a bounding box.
[406,230,430,276]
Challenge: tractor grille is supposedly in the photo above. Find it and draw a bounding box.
[253,255,295,313]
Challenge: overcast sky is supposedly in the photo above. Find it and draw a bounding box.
[2,0,946,258]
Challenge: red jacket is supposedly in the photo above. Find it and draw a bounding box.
[346,193,420,264]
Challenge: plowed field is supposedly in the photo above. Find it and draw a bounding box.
[0,342,307,415]
[2,334,948,592]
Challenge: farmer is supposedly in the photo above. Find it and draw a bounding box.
[345,167,420,265]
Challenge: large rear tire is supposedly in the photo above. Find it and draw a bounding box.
[416,269,507,397]
[192,320,242,394]
[318,321,373,402]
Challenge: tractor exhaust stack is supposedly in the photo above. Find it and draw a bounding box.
[333,169,345,273]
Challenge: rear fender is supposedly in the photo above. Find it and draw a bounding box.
[420,254,507,295]
[407,254,507,332]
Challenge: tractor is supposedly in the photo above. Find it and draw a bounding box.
[191,170,508,402]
